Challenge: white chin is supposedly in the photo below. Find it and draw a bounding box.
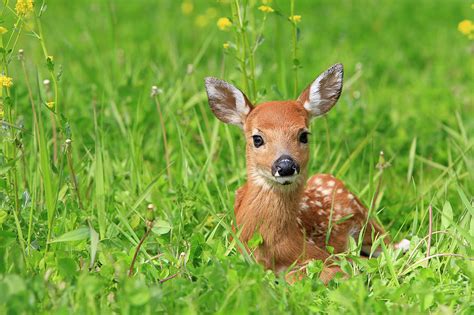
[273,175,299,185]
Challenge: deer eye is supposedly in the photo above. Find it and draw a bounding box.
[299,132,310,144]
[252,135,264,148]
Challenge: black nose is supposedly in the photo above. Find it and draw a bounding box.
[271,155,300,177]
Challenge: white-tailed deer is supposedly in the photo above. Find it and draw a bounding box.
[205,64,410,283]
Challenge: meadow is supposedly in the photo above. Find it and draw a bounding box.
[0,0,473,313]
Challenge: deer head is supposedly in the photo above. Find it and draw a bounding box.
[205,64,343,191]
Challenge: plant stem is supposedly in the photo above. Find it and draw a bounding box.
[34,11,61,162]
[290,0,299,97]
[153,94,172,187]
[426,204,433,259]
[128,222,154,277]
[371,151,388,213]
[233,0,251,98]
[66,140,83,210]
[1,64,27,264]
[20,54,40,256]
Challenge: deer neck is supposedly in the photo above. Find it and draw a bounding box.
[236,178,305,246]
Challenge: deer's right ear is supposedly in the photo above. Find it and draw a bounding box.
[297,63,344,119]
[205,77,253,127]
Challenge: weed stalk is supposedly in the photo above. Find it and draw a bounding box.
[129,204,156,277]
[152,86,172,187]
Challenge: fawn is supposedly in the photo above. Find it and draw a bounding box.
[204,64,410,283]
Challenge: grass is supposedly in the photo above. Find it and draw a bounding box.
[0,0,473,313]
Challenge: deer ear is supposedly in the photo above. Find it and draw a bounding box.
[205,77,253,127]
[297,63,343,118]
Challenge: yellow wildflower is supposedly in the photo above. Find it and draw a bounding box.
[223,42,230,49]
[0,75,13,88]
[0,27,8,35]
[458,19,473,35]
[181,1,193,15]
[289,15,301,23]
[217,17,232,31]
[46,101,55,109]
[258,5,274,13]
[15,0,34,16]
[195,15,209,28]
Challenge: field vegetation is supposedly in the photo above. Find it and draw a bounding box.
[0,0,473,313]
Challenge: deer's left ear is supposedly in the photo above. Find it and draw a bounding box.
[297,63,344,118]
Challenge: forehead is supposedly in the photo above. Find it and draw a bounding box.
[245,101,308,132]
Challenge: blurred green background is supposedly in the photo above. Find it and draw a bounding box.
[1,0,473,313]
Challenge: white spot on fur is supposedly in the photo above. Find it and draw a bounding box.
[327,180,335,187]
[347,194,354,200]
[314,201,322,207]
[336,188,343,194]
[317,222,327,228]
[315,178,323,185]
[322,189,332,196]
[300,202,309,211]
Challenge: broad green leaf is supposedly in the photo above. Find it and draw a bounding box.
[48,226,89,243]
[441,201,453,229]
[151,220,171,235]
[130,214,141,230]
[57,257,77,277]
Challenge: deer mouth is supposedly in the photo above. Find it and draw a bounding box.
[252,168,301,187]
[273,173,299,185]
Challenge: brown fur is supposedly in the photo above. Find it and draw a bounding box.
[233,102,387,283]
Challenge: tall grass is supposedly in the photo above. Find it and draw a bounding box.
[0,0,473,313]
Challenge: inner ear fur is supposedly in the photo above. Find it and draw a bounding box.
[297,63,344,118]
[205,77,253,127]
